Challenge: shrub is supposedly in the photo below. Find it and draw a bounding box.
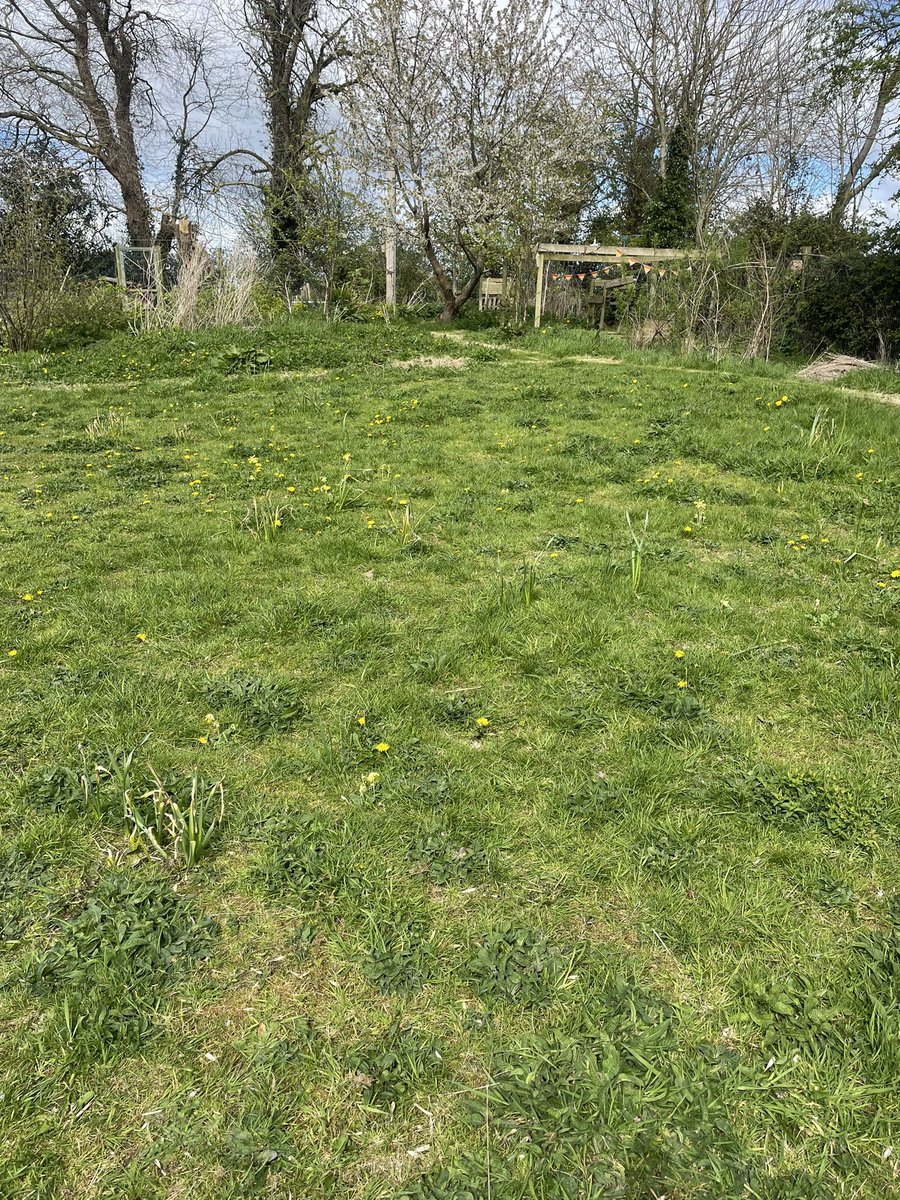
[43,283,129,349]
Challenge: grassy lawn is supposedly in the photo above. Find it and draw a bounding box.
[1,320,898,1198]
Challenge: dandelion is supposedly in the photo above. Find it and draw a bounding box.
[876,581,887,589]
[575,497,584,504]
[855,472,864,480]
[475,717,490,728]
[375,742,390,752]
[22,594,33,601]
[891,570,900,579]
[7,649,17,657]
[867,448,875,454]
[674,649,685,659]
[198,736,208,745]
[136,632,147,642]
[682,524,693,534]
[204,713,216,726]
[677,679,687,688]
[357,716,366,726]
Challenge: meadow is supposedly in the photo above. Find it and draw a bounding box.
[0,318,898,1199]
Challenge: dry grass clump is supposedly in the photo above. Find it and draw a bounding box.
[797,353,877,382]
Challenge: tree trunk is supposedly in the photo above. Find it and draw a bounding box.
[120,176,153,246]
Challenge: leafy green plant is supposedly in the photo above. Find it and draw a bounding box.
[456,981,743,1196]
[557,776,619,824]
[409,824,489,885]
[466,923,579,1007]
[347,1020,444,1110]
[216,344,271,374]
[27,870,217,1058]
[251,812,357,903]
[358,916,432,994]
[733,768,874,840]
[433,690,473,725]
[23,764,85,813]
[205,672,307,734]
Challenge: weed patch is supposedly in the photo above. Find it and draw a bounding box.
[733,768,876,841]
[347,1019,444,1111]
[409,823,491,884]
[27,869,216,1058]
[466,922,580,1007]
[205,672,308,735]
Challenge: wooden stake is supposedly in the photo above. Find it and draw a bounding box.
[533,251,545,329]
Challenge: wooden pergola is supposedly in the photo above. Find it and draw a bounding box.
[533,243,693,328]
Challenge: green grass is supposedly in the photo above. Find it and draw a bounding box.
[1,318,898,1198]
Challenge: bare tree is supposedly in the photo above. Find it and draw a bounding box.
[348,0,596,320]
[0,0,232,246]
[576,0,813,238]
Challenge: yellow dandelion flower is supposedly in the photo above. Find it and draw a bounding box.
[682,525,693,534]
[136,632,147,642]
[891,570,900,579]
[375,742,390,752]
[7,649,17,657]
[357,716,366,726]
[198,736,208,745]
[22,594,33,601]
[674,649,685,659]
[476,717,490,728]
[677,679,687,688]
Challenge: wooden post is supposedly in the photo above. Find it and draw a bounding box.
[152,245,164,300]
[533,251,545,329]
[114,244,126,289]
[384,180,397,310]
